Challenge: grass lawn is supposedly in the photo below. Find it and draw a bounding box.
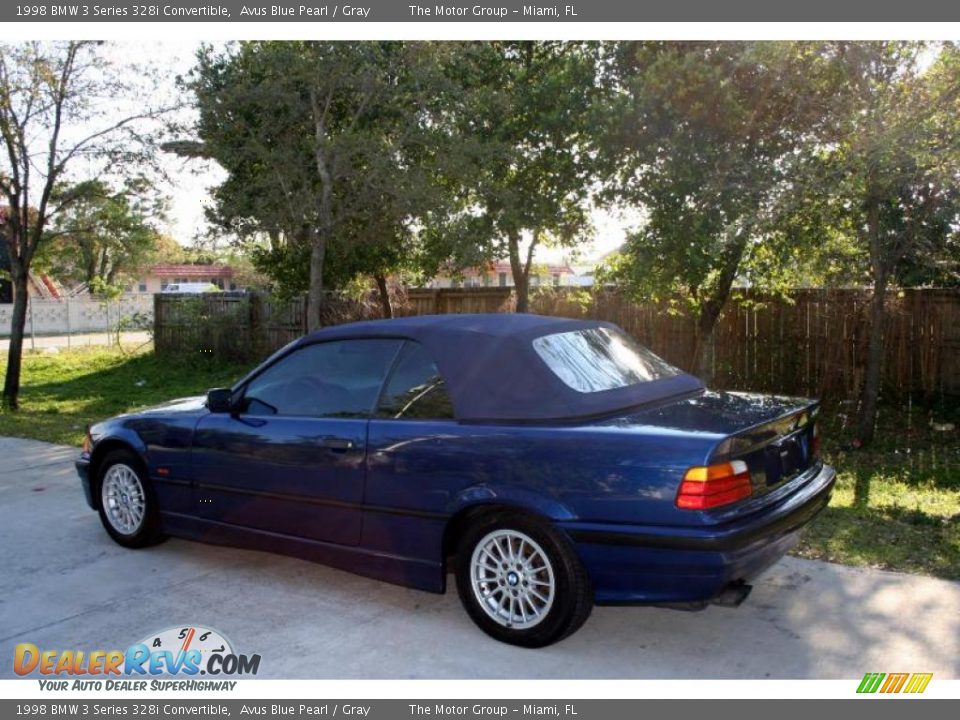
[795,403,960,580]
[0,344,957,580]
[0,344,251,446]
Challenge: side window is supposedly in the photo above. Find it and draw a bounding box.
[242,339,402,418]
[376,342,455,421]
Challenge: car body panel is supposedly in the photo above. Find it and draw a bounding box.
[191,413,369,546]
[561,461,835,603]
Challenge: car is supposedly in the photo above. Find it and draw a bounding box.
[76,313,835,647]
[160,282,220,294]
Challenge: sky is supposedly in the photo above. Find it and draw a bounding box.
[107,41,227,247]
[110,41,634,269]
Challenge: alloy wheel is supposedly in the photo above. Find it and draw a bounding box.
[101,463,146,536]
[469,529,556,629]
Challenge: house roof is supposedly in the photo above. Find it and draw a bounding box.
[461,262,575,277]
[148,264,234,279]
[266,313,703,423]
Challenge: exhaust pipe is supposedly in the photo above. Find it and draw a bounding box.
[711,581,752,608]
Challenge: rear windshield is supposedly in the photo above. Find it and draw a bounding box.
[532,327,682,393]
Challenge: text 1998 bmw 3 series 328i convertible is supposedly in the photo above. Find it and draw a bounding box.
[77,314,835,647]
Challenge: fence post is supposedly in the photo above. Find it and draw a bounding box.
[65,297,71,349]
[249,292,263,358]
[28,297,35,350]
[153,293,161,354]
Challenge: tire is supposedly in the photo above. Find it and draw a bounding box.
[95,449,165,548]
[455,511,593,648]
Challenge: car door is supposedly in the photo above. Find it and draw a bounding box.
[363,341,462,560]
[191,338,403,546]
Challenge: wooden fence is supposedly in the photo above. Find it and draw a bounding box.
[154,287,960,402]
[154,292,380,363]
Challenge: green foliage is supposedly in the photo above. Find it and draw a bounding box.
[35,178,168,289]
[783,43,960,289]
[439,42,603,308]
[181,42,606,312]
[766,42,960,440]
[184,41,464,300]
[179,40,959,312]
[600,42,836,317]
[0,41,172,408]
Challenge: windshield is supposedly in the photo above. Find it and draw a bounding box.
[532,327,682,393]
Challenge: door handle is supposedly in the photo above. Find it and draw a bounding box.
[317,437,355,452]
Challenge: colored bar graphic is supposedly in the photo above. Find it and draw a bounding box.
[857,673,885,693]
[880,673,909,693]
[857,672,932,694]
[903,673,933,694]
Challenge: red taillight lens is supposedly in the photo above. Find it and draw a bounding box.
[811,423,821,460]
[676,460,753,510]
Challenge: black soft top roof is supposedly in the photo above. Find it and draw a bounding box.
[286,313,703,422]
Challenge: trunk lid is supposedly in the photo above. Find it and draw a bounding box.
[612,390,820,518]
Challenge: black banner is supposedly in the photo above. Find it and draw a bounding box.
[2,699,959,720]
[5,0,960,23]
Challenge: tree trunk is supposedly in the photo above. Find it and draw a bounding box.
[84,259,97,289]
[2,270,30,410]
[508,230,536,314]
[306,142,333,333]
[98,249,111,286]
[374,274,393,318]
[857,279,888,443]
[695,306,721,382]
[308,86,334,334]
[856,195,887,445]
[693,234,747,383]
[306,226,326,333]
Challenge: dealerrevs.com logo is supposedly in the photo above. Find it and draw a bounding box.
[14,625,260,690]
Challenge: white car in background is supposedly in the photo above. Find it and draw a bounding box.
[160,282,220,294]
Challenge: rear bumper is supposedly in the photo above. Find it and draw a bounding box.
[559,462,836,605]
[76,457,96,510]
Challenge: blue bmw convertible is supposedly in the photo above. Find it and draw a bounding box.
[77,314,835,647]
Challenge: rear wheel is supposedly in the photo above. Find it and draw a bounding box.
[455,512,592,647]
[96,449,164,548]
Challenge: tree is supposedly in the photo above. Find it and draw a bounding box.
[600,42,833,378]
[36,178,167,289]
[0,41,170,409]
[789,43,960,442]
[448,42,601,313]
[180,41,462,328]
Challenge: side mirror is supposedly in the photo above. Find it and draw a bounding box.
[206,388,234,414]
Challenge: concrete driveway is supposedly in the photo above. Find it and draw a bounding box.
[1,435,957,679]
[0,331,151,352]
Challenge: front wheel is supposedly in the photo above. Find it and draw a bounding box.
[455,513,593,647]
[96,449,165,548]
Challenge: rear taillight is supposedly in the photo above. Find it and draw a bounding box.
[676,460,753,510]
[811,423,821,460]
